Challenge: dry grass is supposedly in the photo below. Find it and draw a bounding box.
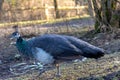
[5,53,120,80]
[0,18,120,80]
[1,29,120,80]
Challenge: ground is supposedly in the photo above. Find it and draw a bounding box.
[0,18,120,80]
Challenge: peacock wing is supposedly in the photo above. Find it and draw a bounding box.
[27,34,83,58]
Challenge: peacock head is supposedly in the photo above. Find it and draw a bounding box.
[10,25,21,40]
[10,31,21,39]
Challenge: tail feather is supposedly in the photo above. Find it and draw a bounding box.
[64,36,105,59]
[81,47,105,59]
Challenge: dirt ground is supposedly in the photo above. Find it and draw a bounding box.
[0,18,120,80]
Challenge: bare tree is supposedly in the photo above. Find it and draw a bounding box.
[88,0,120,32]
[53,0,60,18]
[0,0,4,19]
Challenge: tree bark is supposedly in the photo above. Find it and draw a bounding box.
[53,0,60,18]
[0,0,4,19]
[88,0,119,32]
[88,0,95,18]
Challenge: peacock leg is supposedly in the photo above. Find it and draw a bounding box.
[55,64,61,77]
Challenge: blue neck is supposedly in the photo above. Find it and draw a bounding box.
[16,37,33,58]
[17,37,23,43]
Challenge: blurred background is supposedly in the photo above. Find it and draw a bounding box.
[0,0,120,80]
[0,0,88,24]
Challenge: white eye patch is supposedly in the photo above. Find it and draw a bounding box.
[15,33,20,38]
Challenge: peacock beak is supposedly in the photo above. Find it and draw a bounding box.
[9,35,14,40]
[9,34,19,40]
[8,33,14,40]
[10,42,16,45]
[9,35,15,40]
[9,35,17,45]
[10,37,13,40]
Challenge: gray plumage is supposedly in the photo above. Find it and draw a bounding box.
[11,31,105,65]
[10,25,105,77]
[29,34,104,59]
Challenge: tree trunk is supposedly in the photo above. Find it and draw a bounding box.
[88,0,95,18]
[92,0,102,32]
[0,0,4,19]
[53,0,60,18]
[88,0,119,33]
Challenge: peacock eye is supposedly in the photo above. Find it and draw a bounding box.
[12,32,18,36]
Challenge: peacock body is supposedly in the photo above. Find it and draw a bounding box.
[11,32,105,65]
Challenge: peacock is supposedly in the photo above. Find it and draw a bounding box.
[10,25,105,76]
